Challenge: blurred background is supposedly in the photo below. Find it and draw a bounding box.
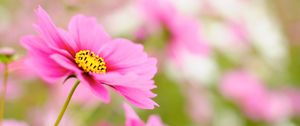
[1,0,300,126]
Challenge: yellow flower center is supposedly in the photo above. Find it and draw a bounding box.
[74,50,106,73]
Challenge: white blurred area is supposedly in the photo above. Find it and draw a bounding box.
[102,1,143,36]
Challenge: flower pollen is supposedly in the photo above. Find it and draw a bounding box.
[74,50,106,73]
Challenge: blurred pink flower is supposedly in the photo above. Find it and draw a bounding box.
[0,47,15,56]
[8,58,38,80]
[220,70,292,122]
[241,92,292,122]
[282,89,300,116]
[21,6,158,109]
[123,103,165,126]
[167,16,210,63]
[227,20,249,45]
[138,0,175,26]
[263,93,292,121]
[138,0,210,62]
[220,70,267,102]
[2,119,28,126]
[186,86,213,125]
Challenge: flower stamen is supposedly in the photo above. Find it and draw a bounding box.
[74,50,106,73]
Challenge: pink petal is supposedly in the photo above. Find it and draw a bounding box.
[123,103,145,126]
[8,58,38,79]
[21,36,70,82]
[50,54,81,73]
[26,58,69,83]
[34,6,76,55]
[117,87,158,109]
[146,115,165,126]
[77,74,110,103]
[97,39,157,80]
[94,73,158,109]
[68,15,110,53]
[94,73,156,90]
[21,35,51,56]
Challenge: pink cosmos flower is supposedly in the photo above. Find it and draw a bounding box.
[137,0,210,63]
[21,6,158,109]
[123,103,165,126]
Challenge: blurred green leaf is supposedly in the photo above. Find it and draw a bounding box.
[286,44,300,86]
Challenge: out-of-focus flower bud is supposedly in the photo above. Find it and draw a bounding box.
[0,47,15,64]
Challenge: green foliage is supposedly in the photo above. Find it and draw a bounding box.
[286,44,300,86]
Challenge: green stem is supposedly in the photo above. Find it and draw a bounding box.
[54,80,80,126]
[0,63,8,126]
